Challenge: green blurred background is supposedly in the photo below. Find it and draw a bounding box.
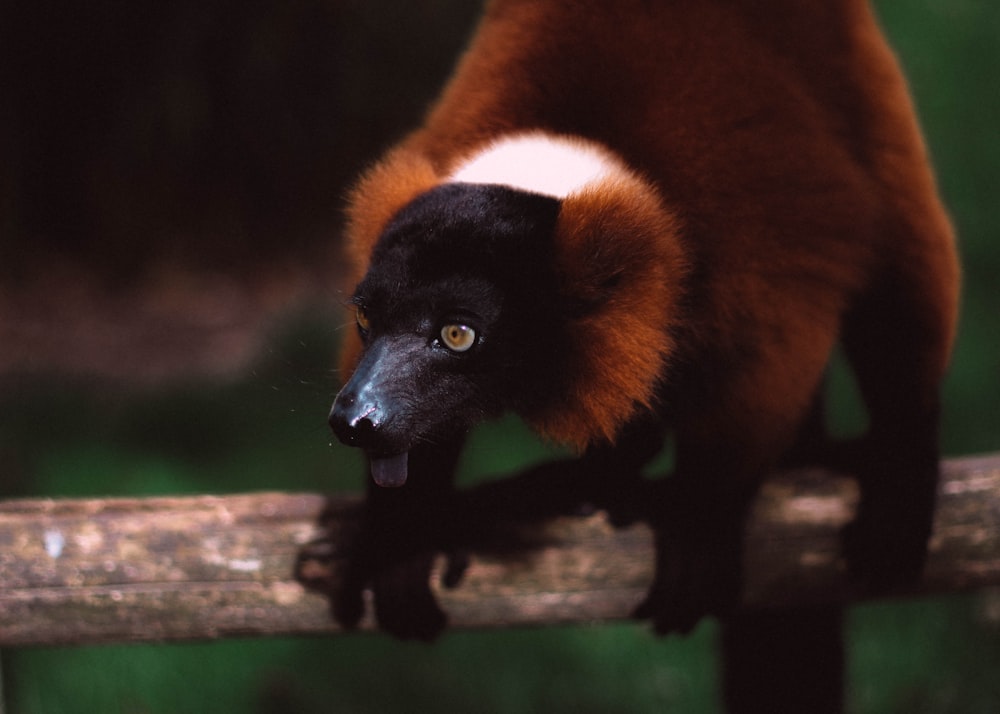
[1,1,997,712]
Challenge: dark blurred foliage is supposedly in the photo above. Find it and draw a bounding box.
[0,0,482,286]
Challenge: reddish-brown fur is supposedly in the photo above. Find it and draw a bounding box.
[534,174,685,446]
[341,0,959,453]
[323,1,961,666]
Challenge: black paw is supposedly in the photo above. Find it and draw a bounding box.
[295,534,461,640]
[331,570,365,630]
[369,548,469,640]
[633,575,740,636]
[440,548,471,589]
[294,535,348,609]
[632,534,742,636]
[841,516,929,593]
[294,535,367,629]
[369,552,449,641]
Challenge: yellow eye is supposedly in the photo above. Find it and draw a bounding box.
[355,307,371,332]
[440,324,476,352]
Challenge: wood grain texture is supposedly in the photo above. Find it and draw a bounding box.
[1,454,998,646]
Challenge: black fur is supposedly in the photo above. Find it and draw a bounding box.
[330,183,564,458]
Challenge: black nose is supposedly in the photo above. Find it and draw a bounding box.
[329,391,381,449]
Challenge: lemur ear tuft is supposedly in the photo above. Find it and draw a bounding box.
[525,172,688,449]
[555,174,684,312]
[343,148,442,276]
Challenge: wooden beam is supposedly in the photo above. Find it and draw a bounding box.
[1,454,999,647]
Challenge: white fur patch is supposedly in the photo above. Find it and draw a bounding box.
[448,133,619,199]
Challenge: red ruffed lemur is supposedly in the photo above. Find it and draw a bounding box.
[319,0,958,706]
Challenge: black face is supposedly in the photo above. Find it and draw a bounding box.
[328,183,563,486]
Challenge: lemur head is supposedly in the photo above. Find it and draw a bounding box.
[329,133,686,486]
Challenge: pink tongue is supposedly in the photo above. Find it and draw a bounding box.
[371,452,409,487]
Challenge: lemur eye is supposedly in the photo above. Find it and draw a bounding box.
[355,307,371,333]
[440,324,476,352]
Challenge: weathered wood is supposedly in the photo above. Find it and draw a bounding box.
[1,454,998,646]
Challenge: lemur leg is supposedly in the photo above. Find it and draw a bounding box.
[839,266,956,588]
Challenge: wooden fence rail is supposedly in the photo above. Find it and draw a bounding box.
[1,454,999,647]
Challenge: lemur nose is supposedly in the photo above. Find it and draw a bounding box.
[328,392,382,449]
